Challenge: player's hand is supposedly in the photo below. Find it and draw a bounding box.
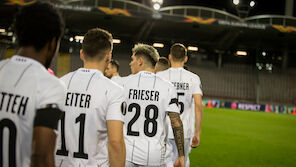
[174,156,185,167]
[191,135,200,148]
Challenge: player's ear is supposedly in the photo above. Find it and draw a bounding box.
[184,55,188,63]
[106,50,112,63]
[48,37,57,52]
[80,49,85,62]
[168,54,172,61]
[138,56,144,66]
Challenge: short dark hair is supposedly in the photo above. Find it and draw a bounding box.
[82,28,113,60]
[170,43,187,61]
[110,59,120,71]
[132,43,159,67]
[157,57,170,71]
[14,2,64,51]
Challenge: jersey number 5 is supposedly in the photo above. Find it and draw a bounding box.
[177,92,185,114]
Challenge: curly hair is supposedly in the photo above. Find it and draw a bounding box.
[14,1,64,51]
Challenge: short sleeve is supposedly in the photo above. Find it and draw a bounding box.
[37,75,66,110]
[106,85,125,122]
[166,84,180,113]
[192,76,203,96]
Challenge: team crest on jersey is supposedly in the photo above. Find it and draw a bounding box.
[121,102,127,115]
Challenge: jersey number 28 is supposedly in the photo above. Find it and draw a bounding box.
[127,103,158,137]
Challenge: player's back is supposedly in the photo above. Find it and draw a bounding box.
[122,71,179,166]
[0,55,65,167]
[55,68,124,167]
[157,67,202,139]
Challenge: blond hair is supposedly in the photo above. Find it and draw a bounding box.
[132,43,159,67]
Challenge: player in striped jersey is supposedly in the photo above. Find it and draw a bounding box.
[0,2,65,167]
[157,43,203,167]
[55,28,126,167]
[122,44,185,167]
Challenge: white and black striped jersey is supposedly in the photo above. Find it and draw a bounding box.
[122,71,179,166]
[157,67,202,139]
[0,55,66,167]
[55,68,124,167]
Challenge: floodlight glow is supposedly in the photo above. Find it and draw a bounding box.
[75,36,84,40]
[250,1,255,7]
[152,0,163,4]
[262,51,266,56]
[187,46,198,51]
[0,29,5,33]
[236,51,247,56]
[113,39,121,44]
[153,43,164,48]
[153,3,160,10]
[69,37,74,42]
[233,0,239,5]
[266,64,272,71]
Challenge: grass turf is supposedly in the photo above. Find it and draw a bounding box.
[189,108,296,167]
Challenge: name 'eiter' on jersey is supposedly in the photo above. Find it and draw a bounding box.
[55,68,124,167]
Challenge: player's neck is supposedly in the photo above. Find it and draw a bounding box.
[113,72,119,77]
[171,62,184,68]
[140,68,155,73]
[84,61,106,73]
[17,47,47,66]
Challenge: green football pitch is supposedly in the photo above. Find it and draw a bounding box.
[189,108,296,167]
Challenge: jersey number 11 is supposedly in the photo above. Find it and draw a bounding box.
[56,112,88,159]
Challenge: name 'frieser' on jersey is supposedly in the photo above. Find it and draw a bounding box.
[122,71,179,166]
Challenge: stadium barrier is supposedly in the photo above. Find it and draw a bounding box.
[203,99,296,115]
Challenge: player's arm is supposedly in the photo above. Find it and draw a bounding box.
[107,120,126,167]
[191,94,203,148]
[168,112,185,167]
[31,107,62,167]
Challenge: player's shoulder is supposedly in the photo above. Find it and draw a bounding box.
[156,68,170,77]
[0,58,9,66]
[121,74,136,86]
[100,74,123,91]
[31,67,66,94]
[182,68,201,80]
[60,70,76,83]
[155,74,175,88]
[41,69,65,88]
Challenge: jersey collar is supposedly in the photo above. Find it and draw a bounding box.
[12,55,45,68]
[170,67,183,70]
[78,68,103,76]
[138,70,155,76]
